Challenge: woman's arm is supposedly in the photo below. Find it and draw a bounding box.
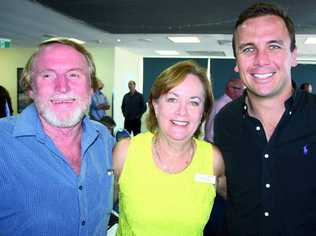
[112,138,130,203]
[213,145,227,199]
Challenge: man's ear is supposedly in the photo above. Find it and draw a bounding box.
[291,47,298,68]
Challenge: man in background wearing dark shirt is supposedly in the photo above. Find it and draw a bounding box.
[0,85,13,118]
[214,2,316,236]
[121,80,146,136]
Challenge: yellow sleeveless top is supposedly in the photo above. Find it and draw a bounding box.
[116,132,216,236]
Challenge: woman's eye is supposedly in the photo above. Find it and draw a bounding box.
[167,97,177,103]
[190,101,200,106]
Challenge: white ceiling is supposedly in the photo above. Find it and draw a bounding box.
[1,0,316,62]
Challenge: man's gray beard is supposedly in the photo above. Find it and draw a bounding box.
[34,96,91,128]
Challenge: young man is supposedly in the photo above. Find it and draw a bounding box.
[214,3,316,235]
[0,39,115,235]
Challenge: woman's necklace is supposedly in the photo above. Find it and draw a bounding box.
[152,135,195,173]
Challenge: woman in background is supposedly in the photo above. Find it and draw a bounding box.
[113,60,226,236]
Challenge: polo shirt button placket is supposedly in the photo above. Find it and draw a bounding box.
[78,182,86,229]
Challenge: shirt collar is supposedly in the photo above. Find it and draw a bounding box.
[241,80,302,116]
[13,104,102,150]
[13,103,46,140]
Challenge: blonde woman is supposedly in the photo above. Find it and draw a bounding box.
[113,60,226,236]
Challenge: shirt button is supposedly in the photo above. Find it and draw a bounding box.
[264,154,269,159]
[256,126,261,131]
[265,183,271,188]
[79,186,83,190]
[81,220,86,226]
[264,211,269,217]
[289,111,292,115]
[243,105,247,110]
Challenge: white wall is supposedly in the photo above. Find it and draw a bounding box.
[113,47,142,130]
[0,48,35,114]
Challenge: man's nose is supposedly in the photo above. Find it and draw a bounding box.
[254,49,270,66]
[55,75,70,93]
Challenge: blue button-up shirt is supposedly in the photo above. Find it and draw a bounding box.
[90,91,109,121]
[0,104,115,236]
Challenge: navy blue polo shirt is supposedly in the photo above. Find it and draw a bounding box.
[214,87,316,236]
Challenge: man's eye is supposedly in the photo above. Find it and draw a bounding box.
[242,47,255,54]
[40,72,55,79]
[269,44,281,50]
[67,72,81,79]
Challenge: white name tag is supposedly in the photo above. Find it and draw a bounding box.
[194,173,216,184]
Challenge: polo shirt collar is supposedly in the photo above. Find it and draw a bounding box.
[241,80,302,116]
[13,104,101,150]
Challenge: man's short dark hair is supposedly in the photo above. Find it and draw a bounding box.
[300,82,311,90]
[232,2,296,57]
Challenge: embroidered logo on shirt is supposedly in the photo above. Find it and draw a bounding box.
[194,173,216,184]
[303,144,309,156]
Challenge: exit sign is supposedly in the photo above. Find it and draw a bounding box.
[0,38,11,48]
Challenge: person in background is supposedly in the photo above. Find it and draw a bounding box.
[214,2,316,235]
[0,85,13,118]
[89,78,111,121]
[113,60,226,236]
[121,80,146,136]
[204,78,243,143]
[300,82,313,93]
[99,115,116,136]
[0,38,114,235]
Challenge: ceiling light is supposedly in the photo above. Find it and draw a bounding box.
[42,33,57,38]
[138,38,152,43]
[304,37,316,44]
[186,50,226,57]
[117,39,121,42]
[168,36,200,43]
[217,39,232,45]
[155,50,179,55]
